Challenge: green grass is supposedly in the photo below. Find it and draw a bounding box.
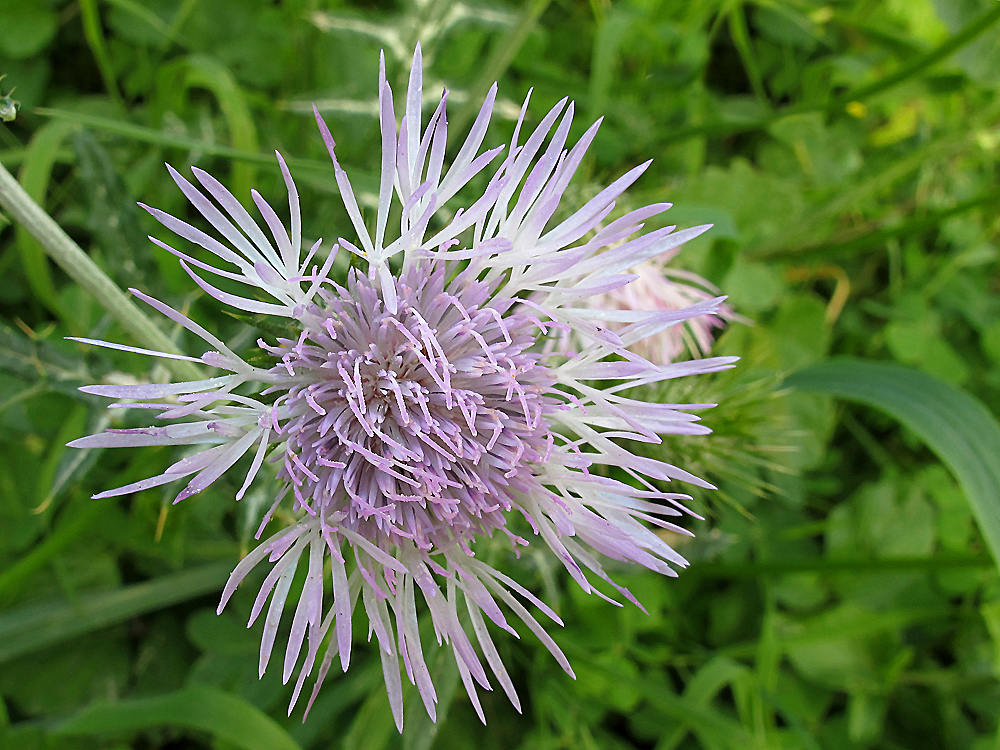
[1,0,1000,748]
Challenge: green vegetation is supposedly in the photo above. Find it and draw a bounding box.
[1,0,999,748]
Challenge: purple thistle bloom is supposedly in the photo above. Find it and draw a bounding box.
[71,45,737,729]
[576,257,738,363]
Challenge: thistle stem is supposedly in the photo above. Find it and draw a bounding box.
[0,159,202,381]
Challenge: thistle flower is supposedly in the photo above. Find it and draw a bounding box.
[71,46,737,729]
[576,257,736,363]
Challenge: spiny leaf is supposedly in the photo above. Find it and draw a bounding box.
[0,322,95,400]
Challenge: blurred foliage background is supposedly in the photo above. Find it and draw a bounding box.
[1,0,1000,748]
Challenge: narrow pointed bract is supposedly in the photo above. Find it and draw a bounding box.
[74,45,737,730]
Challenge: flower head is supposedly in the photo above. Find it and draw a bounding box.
[72,46,736,729]
[576,257,736,363]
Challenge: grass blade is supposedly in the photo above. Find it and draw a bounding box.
[13,120,77,325]
[79,0,124,109]
[785,359,1000,570]
[0,161,203,381]
[827,1,1000,112]
[0,562,231,663]
[180,54,259,198]
[449,0,554,139]
[657,1,1000,147]
[55,684,302,750]
[34,107,354,197]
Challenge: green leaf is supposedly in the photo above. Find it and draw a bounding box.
[55,684,302,750]
[0,0,57,59]
[0,498,113,605]
[785,359,1000,570]
[724,605,946,660]
[0,628,130,715]
[36,108,355,198]
[0,322,94,400]
[79,0,124,108]
[450,0,554,138]
[401,647,460,750]
[0,562,231,664]
[72,130,154,287]
[15,121,78,326]
[179,55,260,199]
[558,638,753,749]
[826,0,1000,112]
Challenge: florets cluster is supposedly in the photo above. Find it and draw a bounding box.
[269,263,555,551]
